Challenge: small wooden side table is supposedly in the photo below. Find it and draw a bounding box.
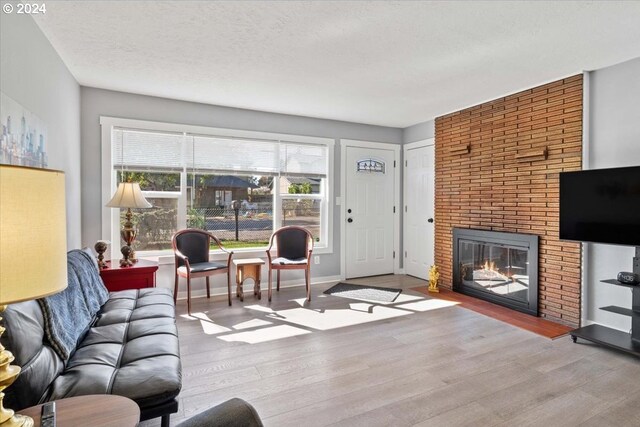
[99,259,159,292]
[20,395,139,427]
[233,258,265,301]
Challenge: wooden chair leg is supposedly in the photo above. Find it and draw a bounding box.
[268,267,273,302]
[306,267,311,302]
[206,276,211,299]
[227,271,232,306]
[187,275,192,315]
[277,270,281,291]
[173,273,179,304]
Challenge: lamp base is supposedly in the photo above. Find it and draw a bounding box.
[120,209,139,267]
[0,308,33,427]
[0,405,33,427]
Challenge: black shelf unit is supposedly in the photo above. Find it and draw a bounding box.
[570,279,640,357]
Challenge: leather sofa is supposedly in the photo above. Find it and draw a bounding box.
[1,251,182,427]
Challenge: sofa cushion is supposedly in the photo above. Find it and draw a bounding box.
[178,261,227,275]
[46,288,182,409]
[271,257,308,265]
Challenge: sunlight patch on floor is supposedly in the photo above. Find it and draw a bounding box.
[244,304,275,314]
[266,303,411,331]
[290,298,310,307]
[322,291,425,305]
[218,324,311,344]
[233,319,273,330]
[180,312,233,335]
[179,313,203,321]
[200,322,233,335]
[390,293,426,303]
[204,292,458,342]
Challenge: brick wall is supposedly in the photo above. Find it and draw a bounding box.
[434,75,583,327]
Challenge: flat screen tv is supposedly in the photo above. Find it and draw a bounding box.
[560,166,640,246]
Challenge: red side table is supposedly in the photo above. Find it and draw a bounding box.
[100,259,159,292]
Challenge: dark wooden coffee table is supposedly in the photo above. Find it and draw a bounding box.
[20,395,139,427]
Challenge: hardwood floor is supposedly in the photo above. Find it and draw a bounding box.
[140,275,640,427]
[411,287,573,338]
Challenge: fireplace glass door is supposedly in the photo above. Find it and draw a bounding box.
[458,239,530,303]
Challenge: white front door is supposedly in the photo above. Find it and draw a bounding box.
[404,142,435,280]
[345,146,396,278]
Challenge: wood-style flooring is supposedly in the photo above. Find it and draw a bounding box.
[140,275,640,427]
[411,287,573,339]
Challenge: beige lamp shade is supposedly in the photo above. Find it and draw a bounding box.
[0,165,68,304]
[106,182,152,208]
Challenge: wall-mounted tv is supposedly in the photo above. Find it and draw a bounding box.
[560,166,640,246]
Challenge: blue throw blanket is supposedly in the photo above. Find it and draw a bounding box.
[38,250,109,361]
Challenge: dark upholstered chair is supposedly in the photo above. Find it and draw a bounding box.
[177,398,263,427]
[172,229,233,314]
[266,226,314,302]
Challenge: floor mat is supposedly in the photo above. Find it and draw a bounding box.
[324,282,402,303]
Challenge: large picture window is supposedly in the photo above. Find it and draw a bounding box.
[102,119,333,256]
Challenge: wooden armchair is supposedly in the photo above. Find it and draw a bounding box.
[172,229,233,314]
[266,226,314,302]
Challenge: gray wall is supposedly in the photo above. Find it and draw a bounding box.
[403,119,435,144]
[1,12,81,248]
[584,57,640,330]
[80,87,402,293]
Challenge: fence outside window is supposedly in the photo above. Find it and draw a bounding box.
[129,200,321,251]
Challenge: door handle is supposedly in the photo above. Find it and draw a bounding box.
[347,218,353,223]
[427,218,434,223]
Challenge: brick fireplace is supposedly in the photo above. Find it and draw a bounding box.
[434,75,583,327]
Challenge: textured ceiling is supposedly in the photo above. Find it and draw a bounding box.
[32,1,640,128]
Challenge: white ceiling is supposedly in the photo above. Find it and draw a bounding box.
[33,1,640,128]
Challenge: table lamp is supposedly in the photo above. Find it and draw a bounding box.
[0,165,68,427]
[106,181,152,267]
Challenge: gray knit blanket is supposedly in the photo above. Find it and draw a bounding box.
[38,249,109,361]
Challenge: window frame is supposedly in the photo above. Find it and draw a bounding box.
[100,117,334,262]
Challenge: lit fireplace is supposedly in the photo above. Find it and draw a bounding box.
[482,260,496,271]
[453,228,539,316]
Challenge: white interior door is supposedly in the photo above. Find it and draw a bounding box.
[345,146,396,279]
[404,143,435,280]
